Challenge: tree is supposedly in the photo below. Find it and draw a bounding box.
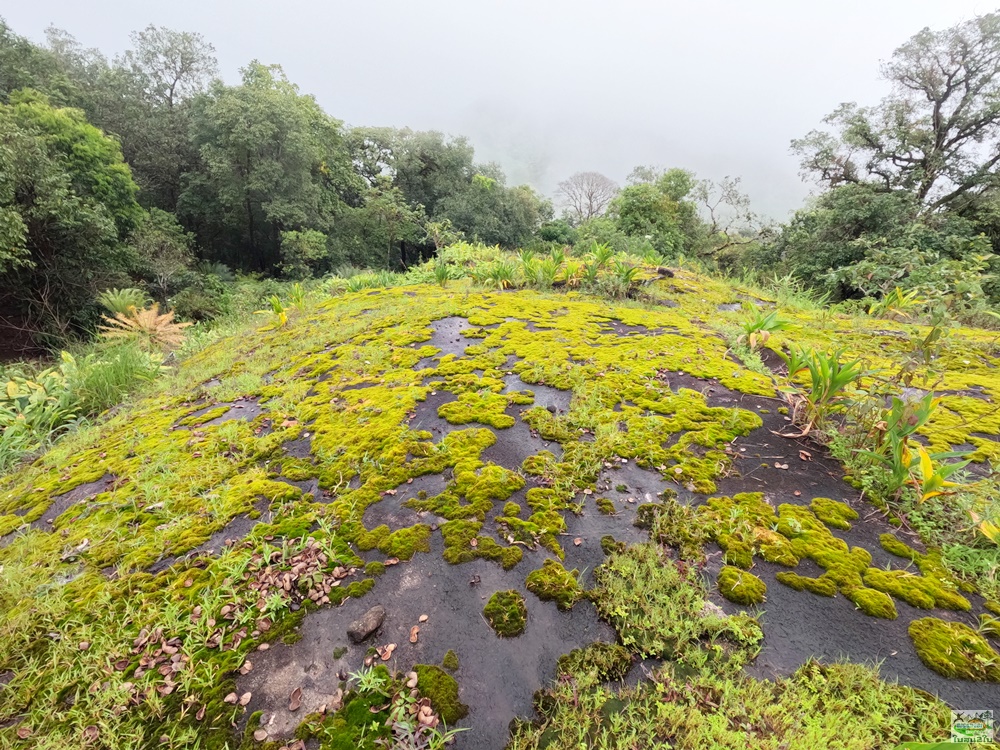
[119,25,217,109]
[279,229,328,279]
[131,208,194,300]
[363,178,426,268]
[793,12,1000,213]
[182,62,358,271]
[0,90,140,339]
[557,171,618,223]
[691,176,770,255]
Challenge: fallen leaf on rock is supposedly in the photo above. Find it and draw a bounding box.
[573,537,582,546]
[239,692,252,706]
[289,687,302,711]
[254,729,268,741]
[418,614,428,623]
[257,643,270,651]
[774,462,789,470]
[406,671,418,689]
[280,419,297,428]
[377,643,397,661]
[223,692,238,705]
[469,538,478,547]
[798,450,812,461]
[409,626,420,643]
[239,660,253,675]
[793,491,802,497]
[384,558,399,566]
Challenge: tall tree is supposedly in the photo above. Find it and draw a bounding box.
[793,12,1000,213]
[557,171,618,224]
[182,62,357,271]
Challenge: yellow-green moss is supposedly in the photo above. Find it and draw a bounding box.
[483,589,528,637]
[717,565,766,605]
[775,571,838,597]
[809,497,858,530]
[525,559,583,610]
[908,618,1000,681]
[847,587,898,619]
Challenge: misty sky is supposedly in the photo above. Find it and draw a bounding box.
[4,0,994,218]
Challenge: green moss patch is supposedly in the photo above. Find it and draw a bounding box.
[525,559,583,610]
[809,497,859,530]
[717,565,766,605]
[442,649,460,671]
[413,664,469,724]
[908,618,1000,681]
[483,589,528,637]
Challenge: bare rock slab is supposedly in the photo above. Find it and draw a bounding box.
[347,605,385,643]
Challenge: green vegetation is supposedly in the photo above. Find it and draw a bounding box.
[717,565,766,605]
[483,590,528,637]
[909,618,1000,681]
[4,9,1000,748]
[525,559,583,610]
[441,649,460,672]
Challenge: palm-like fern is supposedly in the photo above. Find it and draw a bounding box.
[98,304,191,351]
[97,287,150,315]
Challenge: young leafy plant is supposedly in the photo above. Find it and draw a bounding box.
[738,309,790,350]
[777,345,864,436]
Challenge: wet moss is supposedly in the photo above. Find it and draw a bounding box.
[809,497,858,530]
[847,587,898,619]
[483,590,528,637]
[595,497,616,515]
[775,571,838,597]
[909,618,1000,681]
[717,565,766,605]
[413,664,469,724]
[601,535,626,555]
[442,649,460,671]
[364,561,386,577]
[525,559,583,610]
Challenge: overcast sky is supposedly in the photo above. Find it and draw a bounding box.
[4,1,994,218]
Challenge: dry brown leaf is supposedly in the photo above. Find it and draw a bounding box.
[238,692,252,706]
[469,538,478,548]
[289,686,303,712]
[573,537,582,546]
[16,726,32,739]
[82,725,100,743]
[223,692,238,704]
[409,626,420,643]
[418,614,428,623]
[254,729,268,741]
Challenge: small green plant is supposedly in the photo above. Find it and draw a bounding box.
[97,287,150,315]
[868,287,926,320]
[590,242,614,268]
[288,282,307,312]
[254,295,288,330]
[532,258,559,289]
[737,309,790,350]
[778,345,864,436]
[434,261,451,287]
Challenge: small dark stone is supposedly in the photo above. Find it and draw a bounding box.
[655,267,675,277]
[546,405,557,414]
[289,602,300,612]
[347,605,385,643]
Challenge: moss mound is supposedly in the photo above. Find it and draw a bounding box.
[908,618,1000,681]
[413,664,469,724]
[525,559,583,610]
[717,565,766,605]
[483,589,528,637]
[442,649,460,671]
